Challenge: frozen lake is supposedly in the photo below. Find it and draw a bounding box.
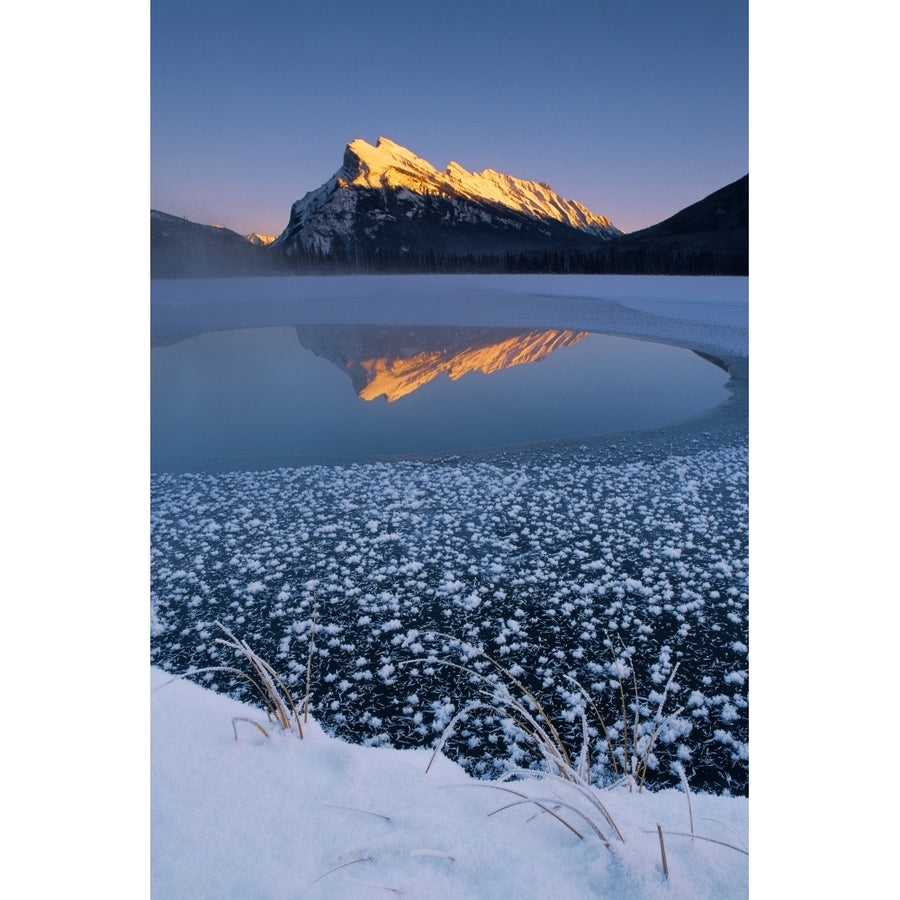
[150,276,748,795]
[151,322,729,472]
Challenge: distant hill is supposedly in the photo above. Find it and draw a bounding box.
[502,175,748,276]
[151,211,280,278]
[609,174,748,261]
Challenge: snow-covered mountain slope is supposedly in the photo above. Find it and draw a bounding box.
[246,232,277,246]
[341,137,617,233]
[275,137,622,257]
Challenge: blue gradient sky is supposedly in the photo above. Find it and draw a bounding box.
[151,0,747,237]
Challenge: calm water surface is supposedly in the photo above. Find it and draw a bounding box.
[151,324,729,472]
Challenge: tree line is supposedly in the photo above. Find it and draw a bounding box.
[273,242,748,276]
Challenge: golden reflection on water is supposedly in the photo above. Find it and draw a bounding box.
[295,325,588,402]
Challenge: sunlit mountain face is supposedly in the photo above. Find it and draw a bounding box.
[294,325,589,402]
[274,137,621,259]
[246,233,277,246]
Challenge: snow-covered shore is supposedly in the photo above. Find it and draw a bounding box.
[152,666,748,898]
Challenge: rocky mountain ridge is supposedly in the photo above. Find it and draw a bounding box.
[274,137,622,259]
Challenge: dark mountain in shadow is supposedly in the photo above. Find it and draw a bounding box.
[615,174,748,256]
[503,175,748,276]
[623,175,750,244]
[151,210,283,278]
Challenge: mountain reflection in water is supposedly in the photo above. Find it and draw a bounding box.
[294,325,589,402]
[151,324,729,470]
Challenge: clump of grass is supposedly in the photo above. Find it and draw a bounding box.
[174,626,747,879]
[424,634,753,875]
[423,632,683,791]
[602,633,684,792]
[421,635,576,780]
[420,632,694,851]
[421,634,626,845]
[188,622,305,739]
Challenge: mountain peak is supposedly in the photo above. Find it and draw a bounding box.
[337,137,616,228]
[342,137,438,185]
[279,137,621,256]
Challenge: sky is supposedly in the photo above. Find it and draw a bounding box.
[151,0,748,237]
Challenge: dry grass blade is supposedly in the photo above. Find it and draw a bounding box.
[636,663,682,790]
[417,655,570,778]
[564,778,625,844]
[500,765,624,844]
[304,593,318,724]
[421,635,630,847]
[183,664,275,718]
[309,857,372,887]
[564,674,621,780]
[487,656,572,769]
[323,805,393,822]
[699,817,749,852]
[409,849,455,861]
[244,646,295,729]
[424,634,573,773]
[444,772,584,840]
[602,633,686,790]
[646,829,749,856]
[609,647,632,782]
[491,795,614,848]
[214,622,304,739]
[627,654,641,773]
[231,716,269,741]
[426,700,483,774]
[657,824,669,878]
[498,689,572,778]
[488,797,585,840]
[677,763,694,837]
[477,784,585,840]
[577,708,590,781]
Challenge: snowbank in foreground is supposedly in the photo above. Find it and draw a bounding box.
[151,666,748,899]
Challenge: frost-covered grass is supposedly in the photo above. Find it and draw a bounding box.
[190,623,308,739]
[151,439,748,795]
[152,665,748,898]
